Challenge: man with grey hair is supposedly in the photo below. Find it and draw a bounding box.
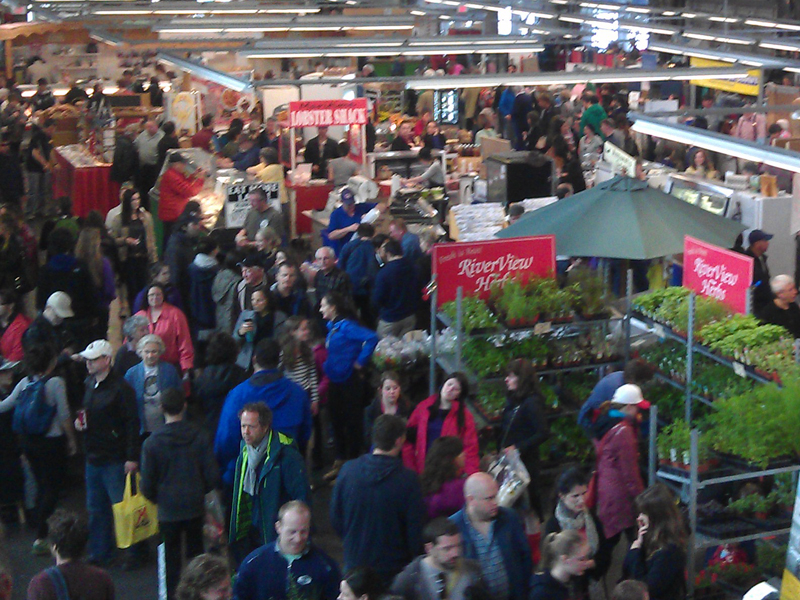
[236,187,284,249]
[761,274,800,338]
[134,119,164,210]
[114,314,150,376]
[313,246,351,320]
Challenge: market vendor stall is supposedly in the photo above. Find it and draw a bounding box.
[52,144,119,217]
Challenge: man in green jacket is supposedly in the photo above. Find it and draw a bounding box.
[579,93,608,141]
[229,402,309,566]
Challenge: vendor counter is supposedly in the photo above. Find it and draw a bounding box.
[53,145,120,218]
[288,180,333,236]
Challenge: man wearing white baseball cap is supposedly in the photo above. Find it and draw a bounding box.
[75,339,142,568]
[22,291,76,357]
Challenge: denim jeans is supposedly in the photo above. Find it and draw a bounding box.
[26,170,50,217]
[86,461,126,563]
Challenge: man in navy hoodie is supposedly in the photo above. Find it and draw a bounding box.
[330,414,425,585]
[338,223,379,328]
[372,239,418,339]
[215,338,312,487]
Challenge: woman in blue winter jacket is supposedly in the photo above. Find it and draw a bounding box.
[320,292,378,481]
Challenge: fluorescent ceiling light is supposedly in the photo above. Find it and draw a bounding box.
[684,32,715,41]
[410,10,425,15]
[709,16,738,23]
[630,115,800,174]
[405,66,749,90]
[760,41,800,52]
[626,7,650,13]
[744,18,777,27]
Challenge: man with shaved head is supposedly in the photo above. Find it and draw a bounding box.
[450,473,532,600]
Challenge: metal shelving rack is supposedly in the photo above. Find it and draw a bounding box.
[637,292,799,597]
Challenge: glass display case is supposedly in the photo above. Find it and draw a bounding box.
[434,90,459,125]
[664,174,734,217]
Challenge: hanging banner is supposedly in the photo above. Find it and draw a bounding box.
[689,57,760,97]
[288,98,369,129]
[432,236,556,306]
[682,236,754,314]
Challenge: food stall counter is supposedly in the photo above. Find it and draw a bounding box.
[287,180,334,237]
[53,144,119,218]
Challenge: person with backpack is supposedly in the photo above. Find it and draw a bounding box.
[26,509,115,600]
[0,343,77,555]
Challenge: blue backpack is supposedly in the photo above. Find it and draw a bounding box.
[12,378,55,436]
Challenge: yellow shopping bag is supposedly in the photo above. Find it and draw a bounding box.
[113,473,159,549]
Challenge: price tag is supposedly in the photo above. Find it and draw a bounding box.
[733,362,747,378]
[534,321,552,335]
[653,324,666,339]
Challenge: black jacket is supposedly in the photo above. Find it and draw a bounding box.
[304,136,339,174]
[500,393,550,470]
[330,453,425,578]
[164,228,196,313]
[746,248,772,317]
[37,254,98,320]
[194,362,247,435]
[622,544,686,600]
[111,135,139,184]
[83,370,140,465]
[23,313,75,357]
[529,571,569,600]
[140,420,219,521]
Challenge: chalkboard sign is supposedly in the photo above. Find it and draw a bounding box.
[225,182,281,229]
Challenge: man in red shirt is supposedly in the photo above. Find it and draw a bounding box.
[191,114,215,152]
[159,153,206,248]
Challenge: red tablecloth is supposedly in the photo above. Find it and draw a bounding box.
[289,182,333,234]
[53,148,120,218]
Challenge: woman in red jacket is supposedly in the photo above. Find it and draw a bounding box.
[404,372,479,474]
[592,384,648,549]
[158,153,206,248]
[135,283,194,374]
[0,288,30,362]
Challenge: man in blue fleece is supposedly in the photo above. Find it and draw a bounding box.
[215,338,312,488]
[330,414,425,585]
[234,501,340,600]
[372,239,418,339]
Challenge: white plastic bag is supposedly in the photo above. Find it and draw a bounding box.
[488,448,531,507]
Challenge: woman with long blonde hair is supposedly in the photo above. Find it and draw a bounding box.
[75,227,116,340]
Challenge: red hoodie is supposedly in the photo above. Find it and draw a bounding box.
[158,167,204,223]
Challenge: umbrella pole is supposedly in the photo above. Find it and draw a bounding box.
[624,269,633,364]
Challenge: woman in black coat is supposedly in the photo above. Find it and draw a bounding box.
[622,483,687,600]
[193,331,247,433]
[500,358,549,519]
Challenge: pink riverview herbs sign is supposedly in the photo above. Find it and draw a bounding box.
[683,235,754,314]
[432,236,556,306]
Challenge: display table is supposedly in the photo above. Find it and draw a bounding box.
[53,145,119,218]
[289,181,333,236]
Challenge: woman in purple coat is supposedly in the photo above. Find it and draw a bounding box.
[420,436,466,521]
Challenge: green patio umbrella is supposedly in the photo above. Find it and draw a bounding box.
[495,175,746,259]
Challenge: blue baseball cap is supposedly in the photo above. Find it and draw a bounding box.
[341,188,355,205]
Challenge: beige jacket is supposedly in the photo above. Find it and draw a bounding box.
[106,208,158,263]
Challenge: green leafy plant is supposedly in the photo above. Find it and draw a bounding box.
[671,295,731,334]
[442,296,499,333]
[566,267,608,317]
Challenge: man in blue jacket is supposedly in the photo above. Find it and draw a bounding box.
[372,239,418,339]
[234,501,340,600]
[330,414,425,585]
[228,403,309,566]
[450,473,532,600]
[215,338,312,487]
[338,223,379,328]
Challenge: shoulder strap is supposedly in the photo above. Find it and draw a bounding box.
[46,566,71,600]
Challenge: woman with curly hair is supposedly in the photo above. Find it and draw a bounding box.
[176,553,231,600]
[420,436,466,520]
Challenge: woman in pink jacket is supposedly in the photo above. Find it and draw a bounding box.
[593,384,648,547]
[404,372,480,474]
[135,283,194,373]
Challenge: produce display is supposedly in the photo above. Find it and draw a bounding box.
[633,287,799,382]
[371,335,430,373]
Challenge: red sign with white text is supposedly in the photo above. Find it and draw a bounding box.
[433,236,556,306]
[289,98,369,129]
[683,235,754,314]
